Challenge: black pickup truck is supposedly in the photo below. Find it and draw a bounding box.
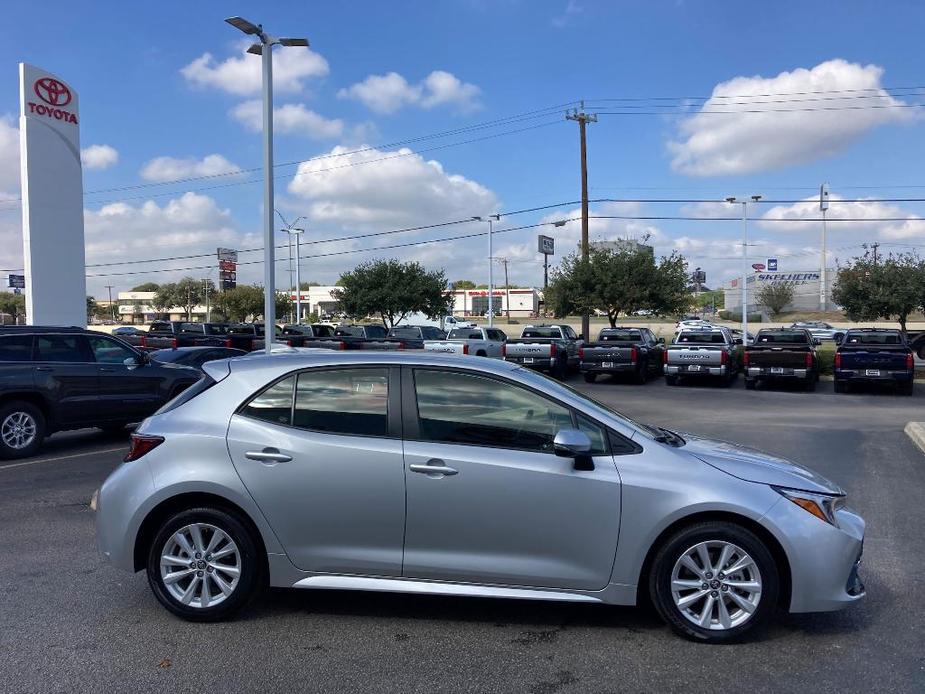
[744,328,819,391]
[278,323,414,350]
[579,327,665,384]
[121,321,234,351]
[0,326,199,459]
[834,328,915,395]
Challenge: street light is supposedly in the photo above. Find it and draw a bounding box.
[725,195,762,344]
[225,16,310,354]
[277,212,306,324]
[473,215,501,326]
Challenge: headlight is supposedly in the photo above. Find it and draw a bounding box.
[774,487,845,527]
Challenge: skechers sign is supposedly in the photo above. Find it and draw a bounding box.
[27,77,78,124]
[757,272,820,284]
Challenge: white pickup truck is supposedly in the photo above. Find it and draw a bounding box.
[422,327,507,357]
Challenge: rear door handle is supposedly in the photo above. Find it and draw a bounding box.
[35,366,52,372]
[409,460,458,477]
[245,448,293,463]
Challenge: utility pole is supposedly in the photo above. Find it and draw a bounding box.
[726,195,762,344]
[566,104,596,340]
[105,285,114,323]
[473,215,501,326]
[820,183,829,312]
[500,258,511,322]
[201,279,211,322]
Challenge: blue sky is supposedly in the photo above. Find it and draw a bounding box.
[2,0,925,297]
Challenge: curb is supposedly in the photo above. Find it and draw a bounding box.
[904,422,925,454]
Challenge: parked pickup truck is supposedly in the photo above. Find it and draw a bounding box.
[423,327,507,357]
[834,328,915,395]
[504,324,583,379]
[579,327,665,384]
[121,321,231,351]
[744,328,819,391]
[664,326,740,386]
[276,323,417,351]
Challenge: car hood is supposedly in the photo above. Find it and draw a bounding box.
[679,433,843,495]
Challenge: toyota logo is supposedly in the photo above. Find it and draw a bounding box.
[34,77,72,107]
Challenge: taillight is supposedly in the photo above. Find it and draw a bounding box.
[743,351,750,367]
[550,343,558,358]
[907,352,914,370]
[124,434,164,462]
[140,336,147,348]
[630,346,638,362]
[662,350,668,364]
[224,338,233,348]
[463,343,470,355]
[501,344,506,358]
[578,347,585,360]
[805,352,814,368]
[721,350,728,365]
[286,339,294,347]
[338,341,347,350]
[834,352,842,369]
[398,341,406,350]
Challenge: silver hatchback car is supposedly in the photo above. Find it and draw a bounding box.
[95,352,865,642]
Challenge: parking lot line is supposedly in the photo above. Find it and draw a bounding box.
[0,446,126,471]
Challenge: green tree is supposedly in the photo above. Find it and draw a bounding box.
[151,283,178,314]
[174,277,205,320]
[0,292,26,324]
[298,281,320,290]
[86,295,109,321]
[275,291,292,322]
[833,253,925,334]
[546,247,691,327]
[214,285,264,322]
[131,282,160,292]
[451,279,477,290]
[332,259,452,328]
[756,282,794,317]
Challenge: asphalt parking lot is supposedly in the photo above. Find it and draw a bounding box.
[1,377,923,693]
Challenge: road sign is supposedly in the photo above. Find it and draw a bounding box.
[217,248,237,290]
[538,235,555,255]
[767,258,778,271]
[7,274,25,289]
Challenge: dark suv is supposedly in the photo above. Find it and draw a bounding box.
[0,327,200,459]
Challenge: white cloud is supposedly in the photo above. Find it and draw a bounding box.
[80,144,118,170]
[551,0,583,28]
[140,154,242,182]
[761,194,925,242]
[181,44,329,96]
[338,70,480,114]
[229,100,343,139]
[0,116,20,195]
[668,59,915,176]
[287,144,498,227]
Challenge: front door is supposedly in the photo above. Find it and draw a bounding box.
[401,367,622,591]
[86,334,162,422]
[226,366,406,575]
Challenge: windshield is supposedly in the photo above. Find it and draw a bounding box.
[449,329,483,339]
[389,327,421,338]
[522,327,561,338]
[676,332,726,344]
[599,330,642,342]
[755,331,809,344]
[843,331,902,345]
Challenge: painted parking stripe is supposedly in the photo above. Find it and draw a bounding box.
[0,446,126,471]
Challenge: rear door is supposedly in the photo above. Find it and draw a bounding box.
[226,366,406,575]
[401,367,622,590]
[32,334,100,427]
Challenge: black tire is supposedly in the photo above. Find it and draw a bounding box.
[745,379,757,390]
[665,375,678,386]
[583,372,597,383]
[147,506,263,622]
[634,364,647,385]
[98,422,129,434]
[552,360,568,381]
[804,378,816,392]
[0,400,46,460]
[649,521,780,643]
[475,350,487,357]
[834,380,847,394]
[898,381,914,396]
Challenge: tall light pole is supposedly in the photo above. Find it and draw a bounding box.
[726,195,762,343]
[201,278,211,322]
[473,214,501,326]
[820,183,830,312]
[277,212,306,324]
[226,16,309,354]
[105,285,114,323]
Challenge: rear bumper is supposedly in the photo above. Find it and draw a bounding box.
[580,362,636,373]
[505,357,554,370]
[665,364,727,377]
[747,367,810,379]
[835,369,913,383]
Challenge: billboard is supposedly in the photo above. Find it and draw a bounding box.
[217,248,238,290]
[538,235,555,255]
[767,258,778,271]
[7,274,25,289]
[19,64,86,325]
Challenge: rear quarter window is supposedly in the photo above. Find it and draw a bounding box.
[0,335,33,361]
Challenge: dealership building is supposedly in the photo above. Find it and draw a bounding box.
[722,270,836,314]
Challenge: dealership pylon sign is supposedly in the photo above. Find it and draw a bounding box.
[19,63,87,326]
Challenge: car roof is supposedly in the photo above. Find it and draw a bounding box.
[151,345,230,353]
[0,325,86,334]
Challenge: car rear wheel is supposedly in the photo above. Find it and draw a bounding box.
[147,507,262,622]
[834,380,847,394]
[898,381,914,396]
[0,401,46,460]
[745,379,757,390]
[649,521,779,643]
[583,372,596,383]
[665,375,678,386]
[804,378,816,392]
[635,364,647,385]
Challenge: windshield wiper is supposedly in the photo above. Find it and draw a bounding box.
[649,426,685,447]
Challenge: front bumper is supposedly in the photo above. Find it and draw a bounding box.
[761,496,866,613]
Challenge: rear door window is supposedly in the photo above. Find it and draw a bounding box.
[240,376,295,426]
[34,335,89,362]
[0,335,33,361]
[294,368,389,437]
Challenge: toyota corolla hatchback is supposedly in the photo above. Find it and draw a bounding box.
[95,352,865,642]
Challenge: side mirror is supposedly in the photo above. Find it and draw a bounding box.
[554,429,594,471]
[657,337,666,345]
[578,333,584,341]
[733,337,743,345]
[124,354,145,369]
[813,338,822,346]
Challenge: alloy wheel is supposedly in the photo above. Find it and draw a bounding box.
[159,523,241,609]
[1,411,37,450]
[670,540,762,631]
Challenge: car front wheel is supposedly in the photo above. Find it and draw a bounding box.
[0,401,46,459]
[649,521,779,643]
[147,507,262,621]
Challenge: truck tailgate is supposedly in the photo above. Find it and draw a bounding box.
[581,345,634,364]
[747,348,811,368]
[667,346,725,367]
[839,349,910,371]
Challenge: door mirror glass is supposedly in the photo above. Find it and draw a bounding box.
[733,337,743,345]
[813,338,822,346]
[553,429,592,457]
[657,337,666,344]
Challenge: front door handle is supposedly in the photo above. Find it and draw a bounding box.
[245,448,292,463]
[409,460,458,477]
